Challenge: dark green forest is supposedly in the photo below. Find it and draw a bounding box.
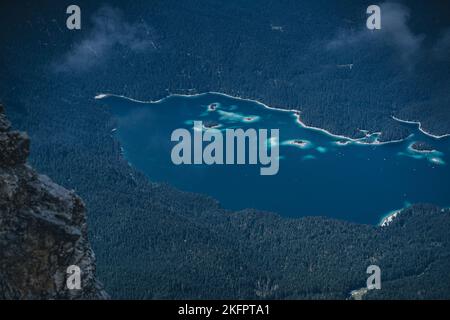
[1,0,450,298]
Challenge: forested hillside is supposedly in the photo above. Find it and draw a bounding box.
[1,0,449,299]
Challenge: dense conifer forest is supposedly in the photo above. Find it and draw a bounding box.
[1,0,449,298]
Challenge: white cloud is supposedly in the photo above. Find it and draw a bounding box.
[327,2,425,64]
[53,6,156,73]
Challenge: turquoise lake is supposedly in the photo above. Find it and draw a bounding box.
[98,93,450,224]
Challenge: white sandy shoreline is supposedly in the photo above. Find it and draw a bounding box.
[96,92,371,143]
[94,91,448,145]
[392,115,450,139]
[379,209,402,227]
[94,92,375,142]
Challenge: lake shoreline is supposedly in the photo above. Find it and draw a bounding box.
[392,115,450,139]
[95,92,430,145]
[97,91,449,226]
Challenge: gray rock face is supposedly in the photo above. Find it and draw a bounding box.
[0,104,108,299]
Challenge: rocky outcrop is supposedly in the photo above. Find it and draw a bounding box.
[0,104,108,299]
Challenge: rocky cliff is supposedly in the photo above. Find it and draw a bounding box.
[0,104,108,299]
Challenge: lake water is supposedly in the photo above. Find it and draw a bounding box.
[98,93,450,224]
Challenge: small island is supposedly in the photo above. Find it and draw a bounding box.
[203,120,220,129]
[208,103,218,111]
[292,140,307,147]
[410,141,435,153]
[287,139,311,148]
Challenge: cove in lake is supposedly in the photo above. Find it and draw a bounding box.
[98,93,450,225]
